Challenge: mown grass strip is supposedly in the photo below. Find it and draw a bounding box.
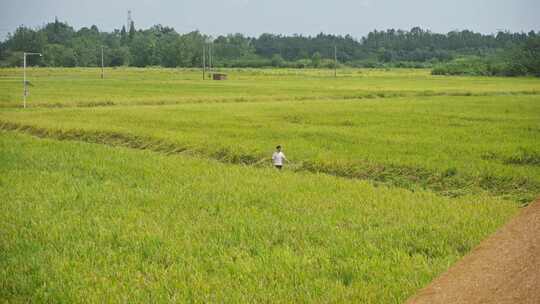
[2,121,537,204]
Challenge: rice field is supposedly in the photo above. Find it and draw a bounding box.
[1,67,539,303]
[0,67,539,108]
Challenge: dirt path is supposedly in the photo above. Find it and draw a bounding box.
[406,199,540,304]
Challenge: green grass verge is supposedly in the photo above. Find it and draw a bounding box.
[0,131,517,303]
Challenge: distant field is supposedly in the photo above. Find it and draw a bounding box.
[0,131,517,303]
[1,67,539,107]
[0,68,539,303]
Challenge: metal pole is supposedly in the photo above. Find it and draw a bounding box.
[23,53,26,108]
[101,46,104,79]
[334,45,337,78]
[202,45,206,80]
[22,52,42,108]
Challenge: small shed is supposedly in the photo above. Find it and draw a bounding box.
[212,73,228,80]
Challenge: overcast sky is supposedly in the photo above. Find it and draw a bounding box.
[1,0,539,40]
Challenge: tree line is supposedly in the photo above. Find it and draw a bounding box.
[0,18,538,74]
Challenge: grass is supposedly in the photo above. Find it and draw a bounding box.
[1,67,539,108]
[1,94,539,203]
[0,131,517,303]
[0,67,538,302]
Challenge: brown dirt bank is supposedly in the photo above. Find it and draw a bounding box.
[406,199,540,304]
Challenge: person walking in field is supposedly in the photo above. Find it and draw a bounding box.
[272,145,288,170]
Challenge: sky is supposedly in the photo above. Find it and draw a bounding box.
[0,0,539,40]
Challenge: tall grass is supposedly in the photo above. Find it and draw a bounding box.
[2,94,539,203]
[0,68,538,302]
[0,131,517,303]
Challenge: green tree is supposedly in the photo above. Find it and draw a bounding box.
[43,18,74,45]
[120,26,128,45]
[271,54,284,67]
[0,19,537,69]
[311,51,322,67]
[43,44,76,66]
[175,31,206,67]
[109,46,130,66]
[128,21,136,41]
[5,26,46,65]
[70,28,100,66]
[521,36,540,76]
[213,33,255,62]
[506,36,540,76]
[130,33,155,67]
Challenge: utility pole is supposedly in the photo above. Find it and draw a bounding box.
[209,42,213,72]
[334,45,337,78]
[202,45,206,80]
[23,52,42,108]
[101,46,104,79]
[23,54,26,107]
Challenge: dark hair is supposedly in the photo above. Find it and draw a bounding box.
[276,145,281,149]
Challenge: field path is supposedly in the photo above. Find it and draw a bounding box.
[406,199,540,304]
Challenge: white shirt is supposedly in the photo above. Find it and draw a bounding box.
[272,151,287,166]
